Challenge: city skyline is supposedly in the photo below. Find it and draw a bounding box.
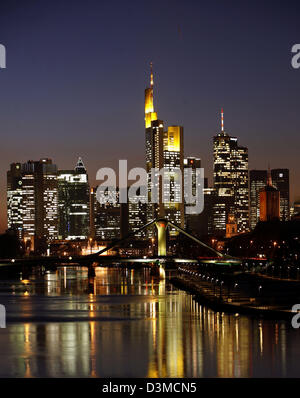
[0,1,300,232]
[1,2,300,386]
[4,101,296,239]
[4,63,295,242]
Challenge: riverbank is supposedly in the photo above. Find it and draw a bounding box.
[170,275,294,320]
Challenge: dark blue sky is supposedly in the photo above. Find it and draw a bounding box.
[0,0,299,231]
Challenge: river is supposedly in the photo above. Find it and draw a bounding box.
[0,265,298,378]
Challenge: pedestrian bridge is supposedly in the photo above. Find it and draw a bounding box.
[88,218,238,265]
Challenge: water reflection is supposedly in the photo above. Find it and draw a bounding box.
[0,266,298,377]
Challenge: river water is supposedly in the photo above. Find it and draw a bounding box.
[0,265,299,378]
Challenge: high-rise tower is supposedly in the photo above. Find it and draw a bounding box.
[271,169,290,221]
[145,63,164,226]
[249,168,289,228]
[249,170,267,229]
[7,159,59,250]
[259,168,280,221]
[145,62,157,129]
[163,125,184,233]
[57,157,90,240]
[213,109,249,235]
[144,64,184,235]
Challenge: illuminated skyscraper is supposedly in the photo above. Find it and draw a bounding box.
[18,162,36,243]
[145,65,164,225]
[35,158,58,240]
[144,64,184,234]
[271,169,290,221]
[213,109,249,235]
[93,187,121,240]
[163,125,184,233]
[57,157,90,240]
[7,163,23,239]
[250,168,290,228]
[250,170,267,229]
[259,169,280,221]
[128,188,147,239]
[7,159,58,249]
[145,119,164,223]
[184,157,201,233]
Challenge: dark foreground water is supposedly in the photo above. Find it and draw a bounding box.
[0,265,299,378]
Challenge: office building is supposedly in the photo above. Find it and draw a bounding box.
[271,169,290,221]
[57,157,90,240]
[163,125,184,233]
[93,187,121,240]
[259,170,280,221]
[144,64,185,235]
[213,109,249,235]
[250,168,290,228]
[7,159,58,249]
[250,170,267,229]
[7,163,23,239]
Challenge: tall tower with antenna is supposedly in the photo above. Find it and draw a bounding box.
[143,63,184,237]
[213,108,249,234]
[144,62,157,129]
[145,63,164,229]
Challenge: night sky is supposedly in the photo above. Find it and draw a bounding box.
[0,0,299,232]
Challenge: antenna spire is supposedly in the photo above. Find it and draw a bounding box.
[221,108,224,132]
[267,164,272,187]
[150,62,154,87]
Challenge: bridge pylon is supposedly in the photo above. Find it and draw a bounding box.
[155,219,168,257]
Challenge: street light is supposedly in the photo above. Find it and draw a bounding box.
[151,238,155,256]
[220,281,224,298]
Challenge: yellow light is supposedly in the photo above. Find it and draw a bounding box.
[165,126,181,151]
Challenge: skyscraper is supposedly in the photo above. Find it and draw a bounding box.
[213,109,249,235]
[259,170,280,221]
[144,64,184,233]
[7,163,24,239]
[163,125,184,233]
[7,158,58,249]
[93,187,121,240]
[184,156,201,234]
[35,159,58,240]
[18,162,36,243]
[250,170,267,230]
[271,169,290,221]
[128,187,147,239]
[57,157,90,240]
[250,168,290,229]
[145,65,164,224]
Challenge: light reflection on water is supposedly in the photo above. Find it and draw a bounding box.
[0,266,298,377]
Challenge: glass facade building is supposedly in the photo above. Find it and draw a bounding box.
[144,65,185,236]
[250,170,267,230]
[57,158,90,240]
[7,159,58,248]
[213,111,249,235]
[271,169,290,221]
